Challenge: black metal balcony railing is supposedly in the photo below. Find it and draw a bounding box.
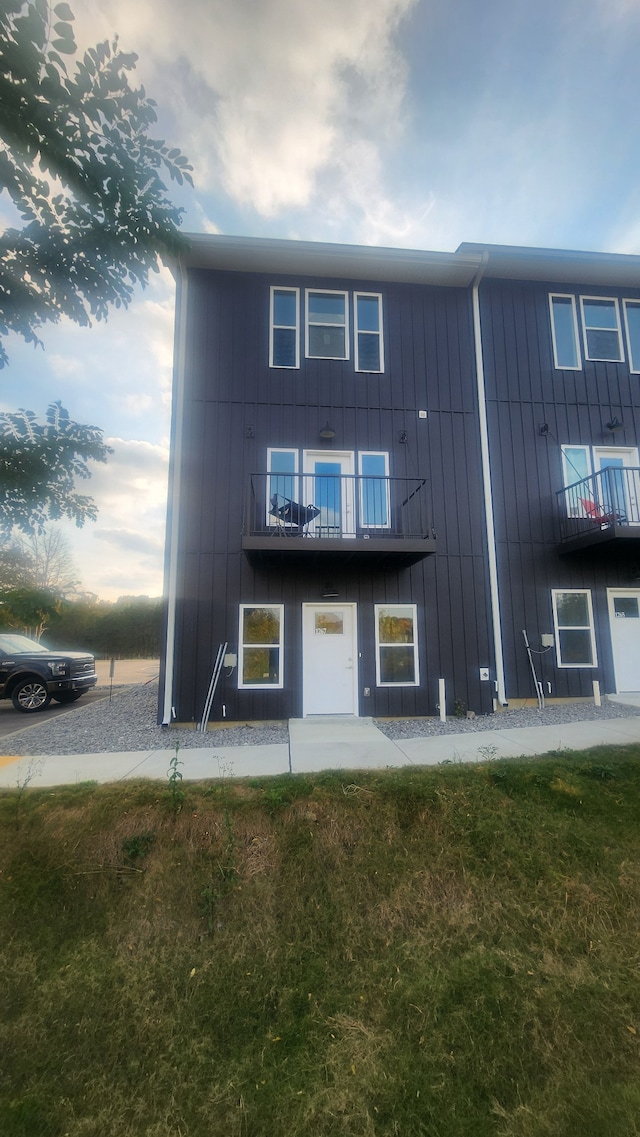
[557,466,640,546]
[243,473,435,543]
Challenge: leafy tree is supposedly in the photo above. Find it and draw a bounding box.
[15,526,78,591]
[0,537,34,589]
[46,593,162,656]
[0,526,78,637]
[0,584,61,639]
[0,0,193,366]
[0,401,111,533]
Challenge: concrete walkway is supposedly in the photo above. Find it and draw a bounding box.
[2,711,640,788]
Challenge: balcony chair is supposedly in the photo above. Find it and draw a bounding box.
[579,497,627,528]
[269,493,320,535]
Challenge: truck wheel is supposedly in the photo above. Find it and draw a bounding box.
[11,678,52,713]
[52,691,84,704]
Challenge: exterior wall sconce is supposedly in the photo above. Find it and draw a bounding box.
[606,416,623,431]
[539,423,549,436]
[319,422,336,439]
[398,429,408,443]
[322,584,339,598]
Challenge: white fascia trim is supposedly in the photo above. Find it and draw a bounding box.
[161,264,189,725]
[472,264,508,705]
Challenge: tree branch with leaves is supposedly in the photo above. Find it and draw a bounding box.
[0,400,112,533]
[0,0,193,365]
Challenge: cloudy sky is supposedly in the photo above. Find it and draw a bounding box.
[2,0,640,599]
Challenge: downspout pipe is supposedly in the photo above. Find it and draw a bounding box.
[161,262,189,726]
[471,257,508,705]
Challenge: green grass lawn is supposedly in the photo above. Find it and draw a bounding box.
[2,747,640,1137]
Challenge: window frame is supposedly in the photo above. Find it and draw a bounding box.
[560,444,592,517]
[623,299,640,374]
[305,288,349,361]
[551,589,597,668]
[266,448,299,527]
[549,293,581,370]
[269,286,300,369]
[238,603,285,689]
[354,291,384,373]
[579,295,624,363]
[374,603,420,687]
[358,451,390,529]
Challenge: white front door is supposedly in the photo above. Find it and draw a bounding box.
[608,589,640,691]
[302,603,358,715]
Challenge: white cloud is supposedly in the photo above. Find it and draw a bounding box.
[93,528,164,555]
[56,439,170,601]
[73,0,417,219]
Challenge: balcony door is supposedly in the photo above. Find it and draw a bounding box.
[608,590,640,692]
[303,451,355,538]
[594,448,640,524]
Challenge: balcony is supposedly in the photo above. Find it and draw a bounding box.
[557,467,640,553]
[242,473,437,567]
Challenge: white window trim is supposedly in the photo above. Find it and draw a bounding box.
[374,603,420,687]
[305,289,349,360]
[238,603,284,689]
[622,298,640,374]
[579,295,624,363]
[358,451,390,529]
[551,589,597,669]
[269,286,299,369]
[549,293,581,370]
[266,448,299,527]
[354,292,384,373]
[561,445,592,518]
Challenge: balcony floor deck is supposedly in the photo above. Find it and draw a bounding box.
[558,522,640,554]
[242,533,437,568]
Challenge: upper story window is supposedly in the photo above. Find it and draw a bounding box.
[354,293,384,372]
[623,300,640,373]
[305,290,349,359]
[549,292,630,368]
[549,294,580,369]
[270,287,299,368]
[269,285,384,371]
[580,297,623,362]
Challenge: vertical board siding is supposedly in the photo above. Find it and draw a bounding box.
[480,277,640,699]
[167,266,498,721]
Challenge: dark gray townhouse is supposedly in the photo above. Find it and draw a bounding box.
[159,236,640,724]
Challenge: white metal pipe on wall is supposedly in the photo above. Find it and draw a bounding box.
[472,264,508,706]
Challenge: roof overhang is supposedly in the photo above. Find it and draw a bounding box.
[170,234,640,291]
[175,233,483,287]
[457,242,640,288]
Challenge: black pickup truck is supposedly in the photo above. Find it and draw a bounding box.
[0,633,97,712]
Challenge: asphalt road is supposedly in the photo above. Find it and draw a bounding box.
[0,687,115,740]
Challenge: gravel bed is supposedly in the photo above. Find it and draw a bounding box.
[2,682,639,756]
[0,683,289,756]
[375,699,640,738]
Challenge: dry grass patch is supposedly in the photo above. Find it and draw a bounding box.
[2,752,640,1136]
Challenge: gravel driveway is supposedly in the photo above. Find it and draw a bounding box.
[1,682,640,757]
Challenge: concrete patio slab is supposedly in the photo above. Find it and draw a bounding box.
[289,716,402,773]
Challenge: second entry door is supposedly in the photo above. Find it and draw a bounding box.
[608,589,640,692]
